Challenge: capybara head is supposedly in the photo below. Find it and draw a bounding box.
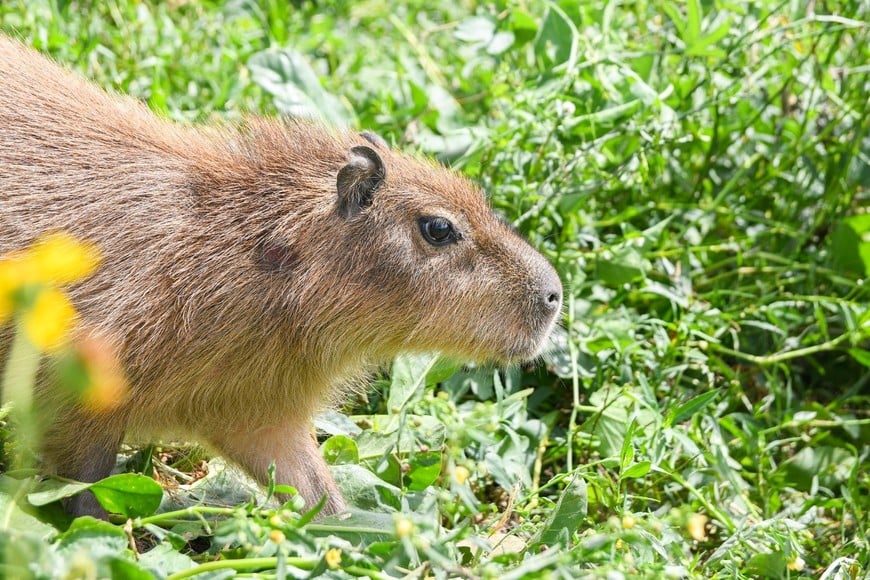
[246,128,563,366]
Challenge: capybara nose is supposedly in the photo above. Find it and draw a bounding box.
[539,267,563,318]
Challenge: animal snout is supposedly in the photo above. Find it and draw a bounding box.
[538,267,563,318]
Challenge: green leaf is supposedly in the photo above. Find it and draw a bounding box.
[0,490,57,538]
[533,475,587,547]
[56,515,126,546]
[830,214,870,276]
[848,348,870,368]
[662,2,687,40]
[0,529,60,578]
[665,391,719,427]
[312,509,396,543]
[387,353,440,412]
[27,480,91,507]
[533,4,577,69]
[322,435,360,465]
[248,49,353,126]
[406,450,442,491]
[686,18,731,57]
[332,464,402,512]
[509,8,538,45]
[780,446,856,491]
[744,551,786,578]
[619,461,652,481]
[597,246,649,287]
[686,0,703,44]
[89,474,163,518]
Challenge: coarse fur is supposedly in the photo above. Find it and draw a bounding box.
[0,36,562,517]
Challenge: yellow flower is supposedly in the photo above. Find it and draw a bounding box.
[77,336,129,413]
[27,232,101,285]
[269,529,286,544]
[395,517,414,538]
[0,259,18,322]
[325,548,342,569]
[453,465,470,485]
[621,515,636,529]
[787,555,805,572]
[687,513,708,542]
[22,288,77,351]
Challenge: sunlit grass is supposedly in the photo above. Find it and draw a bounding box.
[1,0,867,578]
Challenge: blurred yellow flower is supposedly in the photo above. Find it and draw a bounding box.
[325,548,342,569]
[0,259,17,322]
[787,555,805,572]
[22,288,77,351]
[395,517,414,538]
[453,465,470,485]
[27,232,101,285]
[687,513,708,542]
[77,335,129,413]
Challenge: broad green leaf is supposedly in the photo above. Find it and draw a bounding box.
[332,464,402,512]
[106,558,155,580]
[322,435,360,465]
[533,475,587,547]
[315,410,362,437]
[248,49,352,126]
[780,446,856,491]
[387,353,440,412]
[0,491,56,538]
[27,480,91,507]
[619,461,652,481]
[830,214,870,276]
[406,450,442,491]
[56,515,126,547]
[597,246,649,287]
[510,8,538,45]
[744,551,786,578]
[89,473,163,518]
[533,4,577,69]
[426,357,462,385]
[0,530,61,579]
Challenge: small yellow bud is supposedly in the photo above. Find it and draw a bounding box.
[269,529,286,544]
[787,556,805,572]
[22,288,77,351]
[453,465,470,485]
[621,515,636,529]
[269,515,283,527]
[395,517,414,538]
[325,548,342,569]
[687,513,708,542]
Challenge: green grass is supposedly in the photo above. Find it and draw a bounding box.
[1,0,868,578]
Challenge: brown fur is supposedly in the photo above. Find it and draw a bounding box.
[0,36,562,517]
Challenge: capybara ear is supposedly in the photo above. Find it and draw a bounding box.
[336,145,385,218]
[359,131,389,150]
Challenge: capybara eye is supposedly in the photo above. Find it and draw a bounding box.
[419,216,457,246]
